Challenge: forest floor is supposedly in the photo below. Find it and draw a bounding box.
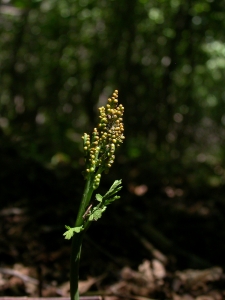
[0,259,224,300]
[0,205,225,300]
[2,136,225,299]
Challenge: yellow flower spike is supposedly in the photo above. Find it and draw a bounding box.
[82,89,124,177]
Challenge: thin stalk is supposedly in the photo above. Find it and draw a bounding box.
[70,174,94,300]
[76,174,95,227]
[70,230,84,300]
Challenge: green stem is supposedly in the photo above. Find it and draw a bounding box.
[76,173,95,226]
[70,174,94,300]
[70,230,84,300]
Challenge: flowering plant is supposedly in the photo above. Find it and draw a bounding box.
[63,90,125,300]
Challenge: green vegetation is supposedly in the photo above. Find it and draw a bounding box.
[1,0,225,184]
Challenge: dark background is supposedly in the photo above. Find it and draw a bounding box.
[1,0,225,296]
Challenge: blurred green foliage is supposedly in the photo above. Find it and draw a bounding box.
[1,0,225,177]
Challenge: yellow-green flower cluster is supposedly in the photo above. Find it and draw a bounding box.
[82,90,125,183]
[93,174,101,190]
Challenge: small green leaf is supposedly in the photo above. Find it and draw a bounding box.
[63,225,84,240]
[88,207,106,221]
[73,226,84,233]
[96,194,103,202]
[108,180,122,193]
[105,195,120,205]
[104,180,122,199]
